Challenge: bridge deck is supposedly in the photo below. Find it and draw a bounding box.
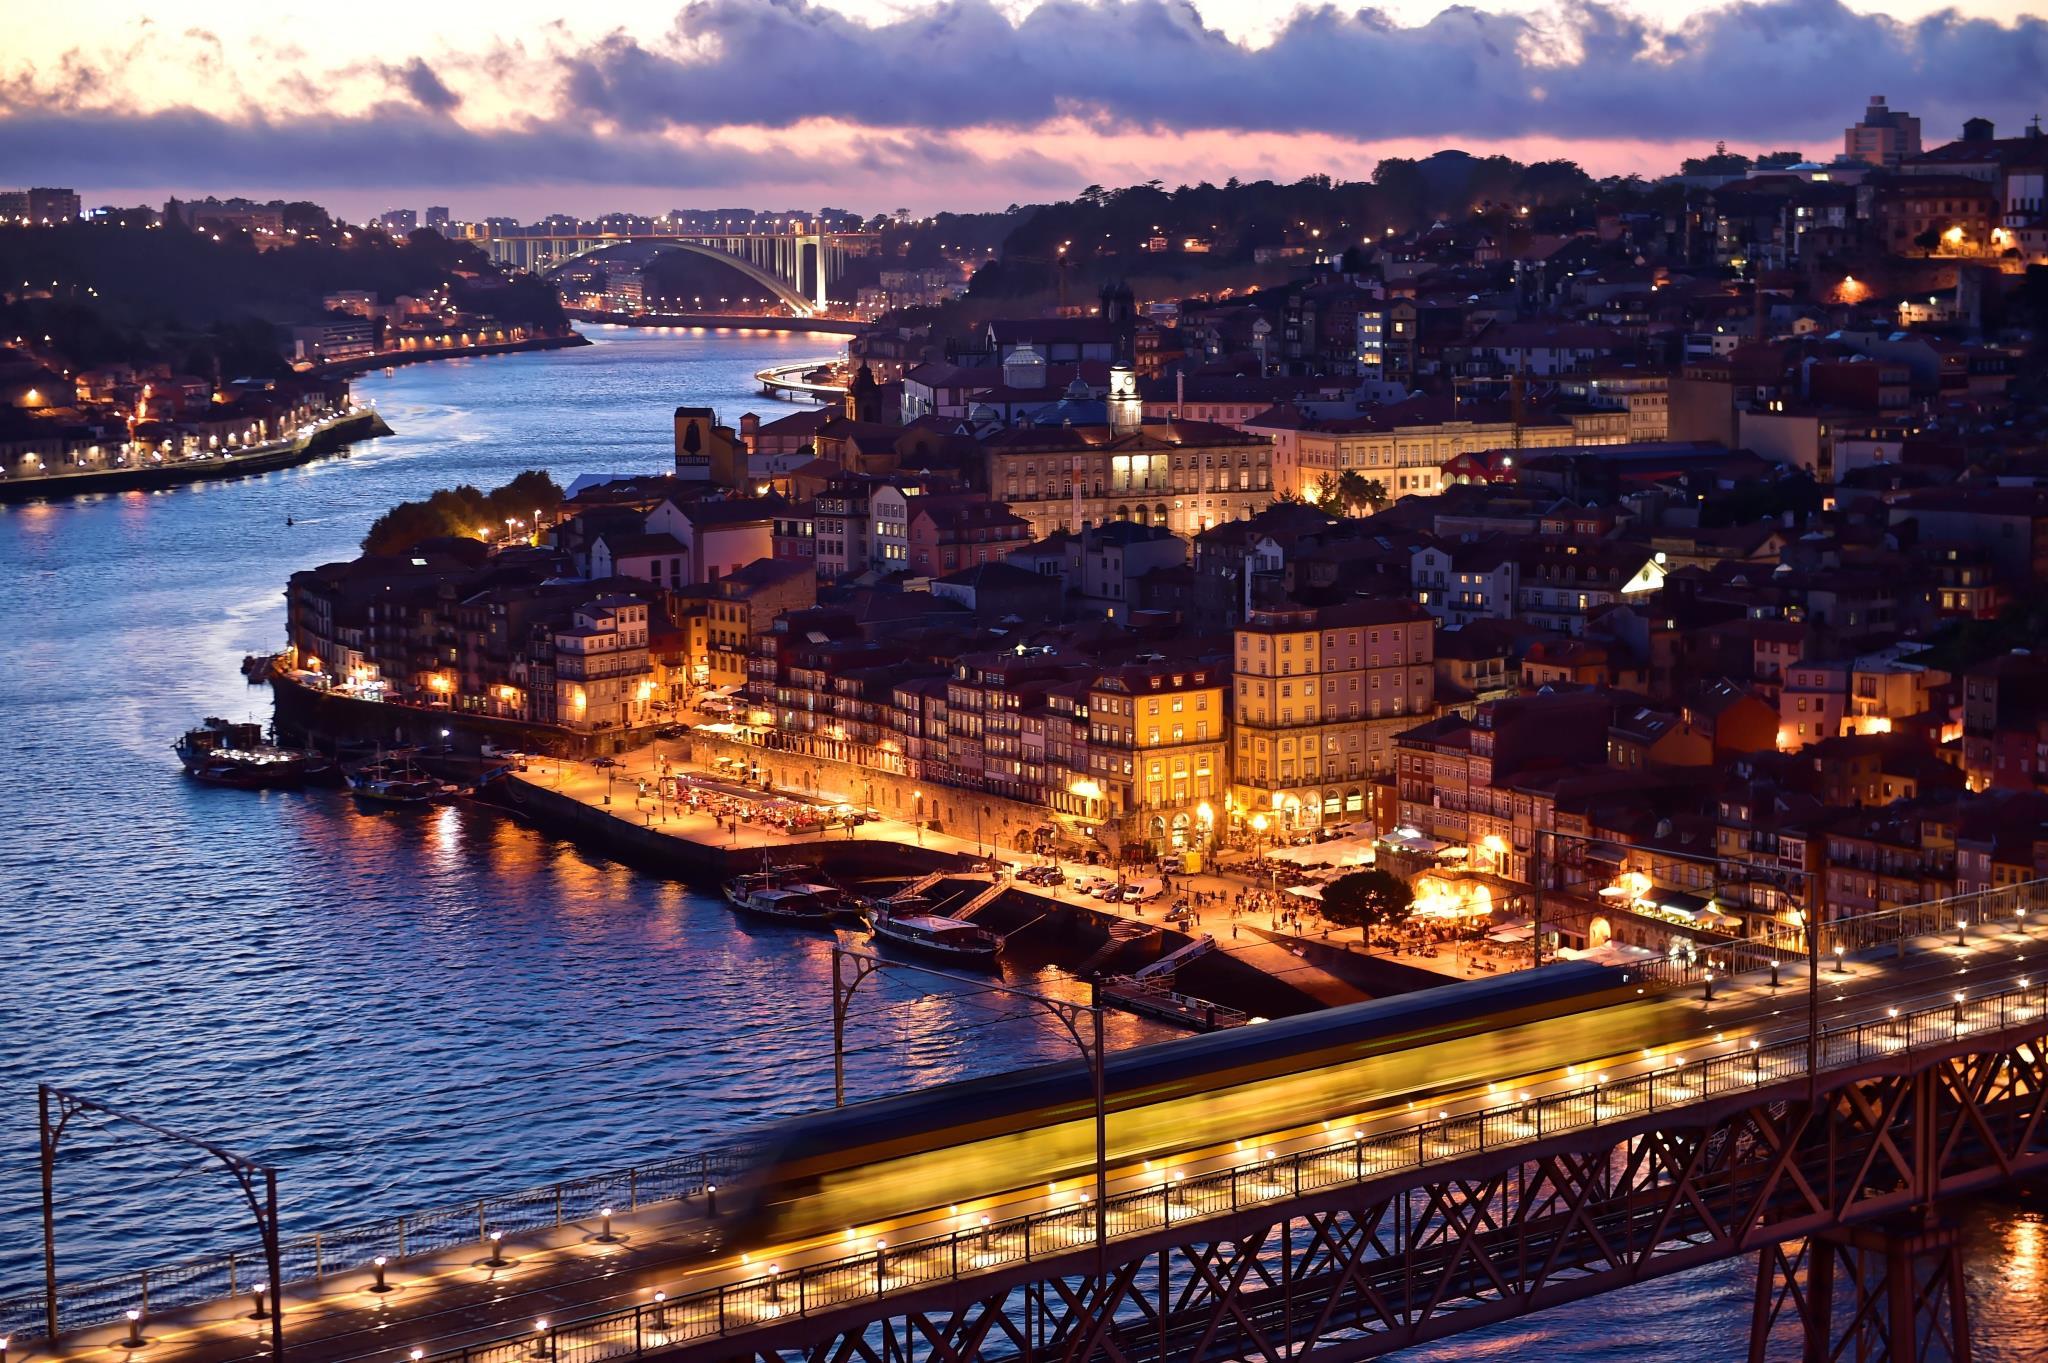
[18,919,2044,1363]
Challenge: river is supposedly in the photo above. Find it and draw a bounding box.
[0,323,2039,1358]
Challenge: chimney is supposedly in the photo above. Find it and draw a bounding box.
[1175,370,1185,418]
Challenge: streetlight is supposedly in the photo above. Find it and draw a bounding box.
[912,790,924,844]
[831,946,1109,1263]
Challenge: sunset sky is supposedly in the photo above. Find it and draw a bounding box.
[4,0,2045,220]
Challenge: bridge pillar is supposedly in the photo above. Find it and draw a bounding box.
[1749,1220,1972,1362]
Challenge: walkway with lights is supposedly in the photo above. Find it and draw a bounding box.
[13,892,2048,1363]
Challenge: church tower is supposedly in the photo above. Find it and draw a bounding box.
[844,364,883,423]
[1107,365,1141,435]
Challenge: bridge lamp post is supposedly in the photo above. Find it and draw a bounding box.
[830,946,1109,1265]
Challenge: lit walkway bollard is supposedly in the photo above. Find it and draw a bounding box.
[1956,918,1969,946]
[705,1184,718,1217]
[485,1230,508,1267]
[596,1206,620,1243]
[1769,959,1781,989]
[530,1319,553,1360]
[371,1255,393,1293]
[122,1310,145,1349]
[650,1291,670,1328]
[249,1282,271,1320]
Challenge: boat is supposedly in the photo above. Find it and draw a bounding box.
[869,905,1004,965]
[723,870,840,926]
[174,718,317,789]
[346,755,456,806]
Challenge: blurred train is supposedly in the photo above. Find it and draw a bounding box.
[722,961,1690,1245]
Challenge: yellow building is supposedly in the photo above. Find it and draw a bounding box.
[1085,660,1228,856]
[1249,394,1624,501]
[1232,599,1435,836]
[552,595,654,733]
[984,418,1276,540]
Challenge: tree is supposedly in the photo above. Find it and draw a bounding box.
[1334,470,1387,515]
[362,469,561,553]
[1681,142,1753,178]
[1319,869,1414,945]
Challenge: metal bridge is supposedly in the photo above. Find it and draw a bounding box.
[463,227,874,316]
[13,881,2048,1363]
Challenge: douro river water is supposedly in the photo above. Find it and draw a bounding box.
[0,324,2040,1358]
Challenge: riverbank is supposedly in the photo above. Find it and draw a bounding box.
[0,408,392,504]
[314,328,590,379]
[491,757,1335,1023]
[266,663,1359,1020]
[569,309,865,336]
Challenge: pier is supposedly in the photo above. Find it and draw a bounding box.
[755,361,847,403]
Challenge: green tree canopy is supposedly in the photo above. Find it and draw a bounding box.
[362,470,563,554]
[1320,869,1415,932]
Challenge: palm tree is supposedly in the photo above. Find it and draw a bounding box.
[1334,471,1388,515]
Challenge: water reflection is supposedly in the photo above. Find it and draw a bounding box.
[0,328,2038,1360]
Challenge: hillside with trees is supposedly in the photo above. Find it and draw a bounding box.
[0,215,565,378]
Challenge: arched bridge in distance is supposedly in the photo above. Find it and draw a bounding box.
[11,879,2048,1363]
[465,227,875,317]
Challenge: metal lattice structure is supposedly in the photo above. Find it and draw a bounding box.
[415,982,2047,1363]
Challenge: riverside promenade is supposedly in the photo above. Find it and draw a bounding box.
[502,744,1444,1011]
[0,407,392,503]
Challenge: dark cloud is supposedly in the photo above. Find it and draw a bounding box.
[394,58,461,113]
[2,0,2043,201]
[0,105,1068,194]
[0,107,804,187]
[553,0,2046,142]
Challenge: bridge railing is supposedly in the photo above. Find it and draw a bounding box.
[1622,876,2048,991]
[0,1148,748,1341]
[413,972,2048,1363]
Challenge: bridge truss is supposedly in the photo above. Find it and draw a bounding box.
[416,979,2046,1363]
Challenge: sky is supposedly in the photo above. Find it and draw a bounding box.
[2,0,2045,221]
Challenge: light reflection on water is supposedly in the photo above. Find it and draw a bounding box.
[0,327,2039,1359]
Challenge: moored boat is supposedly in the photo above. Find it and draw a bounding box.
[174,718,317,789]
[870,907,1003,965]
[347,756,456,806]
[723,871,840,926]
